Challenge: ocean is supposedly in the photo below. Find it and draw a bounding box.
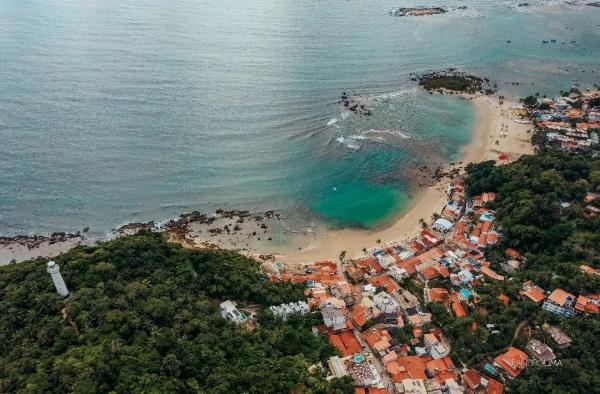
[1,0,599,237]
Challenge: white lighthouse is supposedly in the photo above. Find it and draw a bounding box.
[47,261,69,297]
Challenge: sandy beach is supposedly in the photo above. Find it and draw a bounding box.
[174,94,534,267]
[0,94,533,267]
[242,94,535,266]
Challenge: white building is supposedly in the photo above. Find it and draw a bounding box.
[373,292,400,314]
[47,261,69,297]
[388,266,409,282]
[270,301,310,321]
[321,306,347,331]
[377,254,397,269]
[220,300,247,324]
[424,333,450,359]
[432,218,454,233]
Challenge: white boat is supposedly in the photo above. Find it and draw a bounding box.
[514,119,532,124]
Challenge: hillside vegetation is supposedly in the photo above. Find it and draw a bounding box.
[0,232,352,393]
[437,152,600,393]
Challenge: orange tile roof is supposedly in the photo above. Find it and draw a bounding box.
[520,281,546,303]
[487,378,504,394]
[450,292,467,317]
[368,274,400,293]
[505,248,523,260]
[481,266,504,281]
[358,257,383,274]
[487,233,498,244]
[547,288,576,306]
[329,331,362,357]
[399,256,421,274]
[351,304,370,328]
[391,356,431,381]
[580,264,600,276]
[575,295,599,314]
[362,328,392,351]
[435,264,449,278]
[498,293,510,306]
[495,347,528,378]
[462,368,482,389]
[420,266,440,280]
[428,287,450,303]
[426,356,454,374]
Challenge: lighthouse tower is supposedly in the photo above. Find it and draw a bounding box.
[47,261,69,297]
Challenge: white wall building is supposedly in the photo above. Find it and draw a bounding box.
[270,301,310,321]
[321,306,347,331]
[220,300,246,324]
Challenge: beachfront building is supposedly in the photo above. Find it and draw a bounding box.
[270,301,310,321]
[432,218,454,234]
[542,288,576,317]
[220,300,247,324]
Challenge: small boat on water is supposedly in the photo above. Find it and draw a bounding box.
[332,187,337,192]
[506,39,511,43]
[542,40,549,43]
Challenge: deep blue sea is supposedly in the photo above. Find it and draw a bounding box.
[1,0,599,237]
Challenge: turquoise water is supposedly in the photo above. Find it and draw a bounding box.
[0,0,599,236]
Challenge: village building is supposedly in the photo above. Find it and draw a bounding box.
[424,287,450,303]
[424,332,450,359]
[432,218,454,233]
[494,347,528,378]
[321,306,347,331]
[575,295,599,314]
[520,280,546,303]
[542,288,576,317]
[544,325,572,349]
[269,301,310,321]
[461,368,503,394]
[220,300,247,324]
[525,339,556,363]
[373,291,401,314]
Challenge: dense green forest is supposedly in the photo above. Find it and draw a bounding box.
[433,151,600,393]
[0,232,353,393]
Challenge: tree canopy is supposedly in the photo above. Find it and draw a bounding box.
[0,232,353,393]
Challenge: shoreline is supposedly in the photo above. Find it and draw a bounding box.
[0,94,534,267]
[229,94,535,265]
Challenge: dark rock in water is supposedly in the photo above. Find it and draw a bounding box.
[417,70,496,95]
[389,7,446,17]
[339,92,372,116]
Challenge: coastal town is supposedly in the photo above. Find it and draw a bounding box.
[216,88,600,393]
[228,174,596,393]
[528,88,600,154]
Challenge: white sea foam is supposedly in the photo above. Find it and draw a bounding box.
[327,117,338,126]
[366,128,412,139]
